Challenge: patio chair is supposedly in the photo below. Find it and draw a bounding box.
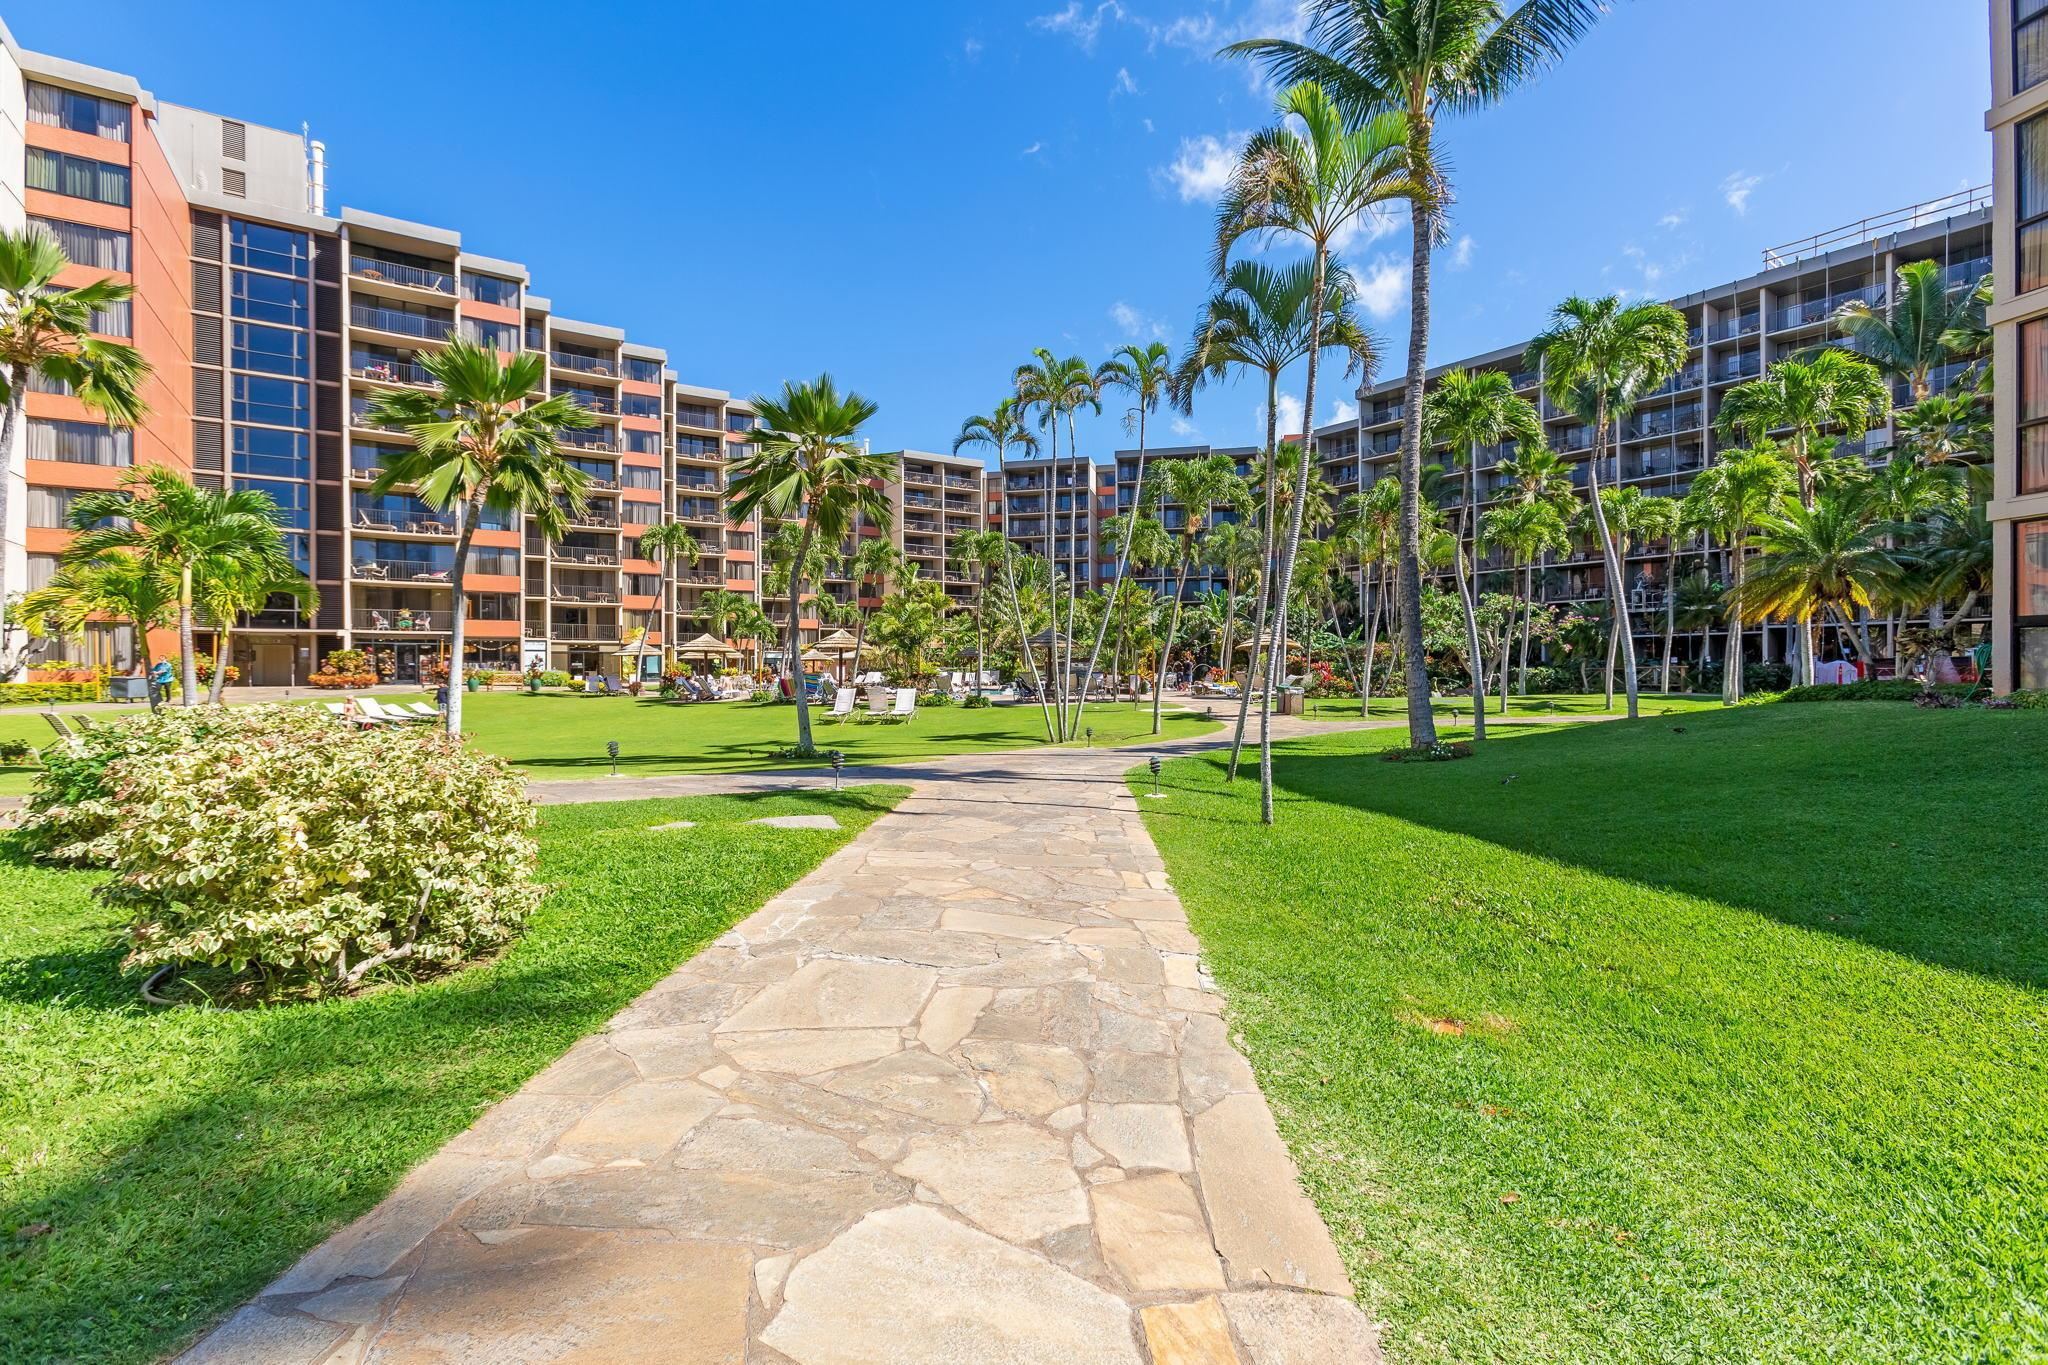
[678,676,705,701]
[402,702,442,720]
[39,711,79,749]
[825,687,857,723]
[883,688,917,724]
[359,698,427,725]
[325,700,381,727]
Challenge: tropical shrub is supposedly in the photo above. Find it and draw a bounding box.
[1697,661,1794,694]
[20,706,266,860]
[163,653,240,686]
[2002,688,2048,710]
[27,667,99,684]
[919,689,955,707]
[30,705,539,995]
[0,681,99,706]
[538,670,571,689]
[1381,739,1475,763]
[0,738,35,764]
[1775,681,1976,704]
[961,693,992,709]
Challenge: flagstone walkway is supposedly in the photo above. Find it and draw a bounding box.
[179,728,1380,1364]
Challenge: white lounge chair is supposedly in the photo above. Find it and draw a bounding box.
[881,687,917,724]
[326,700,382,727]
[402,702,442,720]
[825,687,857,723]
[358,698,426,724]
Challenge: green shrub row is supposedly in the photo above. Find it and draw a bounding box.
[1774,681,1979,704]
[0,681,100,706]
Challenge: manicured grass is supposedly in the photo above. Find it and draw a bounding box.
[1134,707,2046,1364]
[1302,691,1728,722]
[0,785,906,1364]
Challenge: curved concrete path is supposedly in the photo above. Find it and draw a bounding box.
[180,723,1381,1364]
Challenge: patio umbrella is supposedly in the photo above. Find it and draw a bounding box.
[613,637,660,681]
[674,632,738,659]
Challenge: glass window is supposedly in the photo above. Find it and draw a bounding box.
[30,217,129,271]
[26,81,130,140]
[231,221,309,277]
[622,499,660,524]
[2022,0,2048,92]
[623,357,661,383]
[232,322,309,378]
[2021,114,2048,294]
[462,273,519,306]
[232,426,310,480]
[27,418,131,466]
[622,429,661,454]
[621,464,661,489]
[621,393,662,419]
[470,547,519,576]
[237,476,309,530]
[90,299,131,338]
[26,148,129,206]
[462,318,520,351]
[233,374,310,428]
[2023,320,2048,495]
[232,271,308,327]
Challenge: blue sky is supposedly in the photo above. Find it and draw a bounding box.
[16,1,1991,461]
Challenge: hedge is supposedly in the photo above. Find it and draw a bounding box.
[0,682,100,706]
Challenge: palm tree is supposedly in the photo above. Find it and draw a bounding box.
[197,559,316,703]
[1894,390,1990,467]
[1074,341,1174,732]
[1175,257,1375,778]
[1480,498,1568,696]
[1868,453,1968,653]
[0,226,150,674]
[67,467,302,709]
[956,398,1052,735]
[1213,79,1409,821]
[1577,485,1677,706]
[1334,478,1403,705]
[1679,447,1795,702]
[1833,258,1985,402]
[18,555,175,710]
[950,527,1013,700]
[1497,445,1577,512]
[1420,367,1544,736]
[1099,511,1175,701]
[1229,0,1608,749]
[845,533,904,678]
[1527,295,1689,718]
[726,374,893,754]
[1137,455,1244,736]
[1013,349,1102,736]
[635,522,702,665]
[1716,350,1891,508]
[1739,494,1900,665]
[1198,519,1260,674]
[695,587,772,673]
[359,337,594,733]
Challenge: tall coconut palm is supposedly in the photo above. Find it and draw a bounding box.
[1577,485,1677,707]
[1335,478,1403,705]
[951,527,1013,700]
[1497,445,1577,512]
[1420,367,1544,737]
[1140,454,1245,735]
[197,559,317,703]
[726,374,893,754]
[695,586,771,672]
[0,226,150,674]
[844,533,905,678]
[1868,452,1968,652]
[1679,447,1795,702]
[1526,295,1689,718]
[955,398,1054,735]
[1229,0,1609,750]
[18,554,175,710]
[1175,257,1375,780]
[67,467,303,709]
[1833,258,1985,403]
[1074,341,1174,734]
[1198,518,1261,674]
[1738,494,1899,662]
[1213,79,1410,822]
[635,521,702,665]
[1099,511,1175,700]
[1013,349,1102,736]
[359,337,593,733]
[1481,497,1568,696]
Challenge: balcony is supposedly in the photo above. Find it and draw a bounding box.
[351,302,452,341]
[675,404,721,431]
[351,558,453,584]
[1768,284,1882,332]
[564,505,620,529]
[353,506,455,535]
[556,429,616,453]
[903,467,942,487]
[353,607,449,633]
[350,255,455,294]
[551,584,618,604]
[350,355,436,387]
[551,545,618,567]
[561,389,619,416]
[549,615,620,641]
[550,351,618,377]
[1708,315,1760,343]
[348,396,411,433]
[945,474,981,490]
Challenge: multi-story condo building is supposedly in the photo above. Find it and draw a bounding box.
[1110,444,1258,600]
[886,449,985,605]
[1990,0,2048,692]
[1312,190,1992,672]
[991,454,1112,590]
[0,30,980,688]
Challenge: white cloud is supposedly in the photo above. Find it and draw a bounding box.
[1021,141,1044,157]
[1161,130,1246,202]
[1142,117,1155,134]
[1355,257,1408,319]
[1156,0,1311,54]
[1721,171,1762,215]
[1331,398,1358,422]
[1110,300,1169,340]
[1112,66,1139,97]
[1329,202,1403,253]
[1030,1,1127,52]
[963,36,984,60]
[1658,208,1687,230]
[1450,234,1475,269]
[1169,415,1200,439]
[1260,392,1304,438]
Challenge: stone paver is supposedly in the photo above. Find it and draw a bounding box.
[178,725,1378,1363]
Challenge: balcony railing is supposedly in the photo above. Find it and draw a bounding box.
[551,546,618,566]
[353,507,454,535]
[550,351,617,376]
[351,303,452,340]
[945,474,981,489]
[1708,315,1760,342]
[562,390,619,415]
[548,618,620,641]
[1761,185,1991,269]
[674,475,724,493]
[350,255,455,294]
[348,397,410,432]
[354,607,449,632]
[551,585,617,603]
[557,430,616,452]
[903,468,942,486]
[351,357,436,386]
[351,559,453,584]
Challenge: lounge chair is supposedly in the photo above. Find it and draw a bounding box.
[358,698,425,725]
[679,676,707,702]
[877,688,917,724]
[325,700,381,727]
[825,687,857,723]
[39,711,79,749]
[402,702,442,720]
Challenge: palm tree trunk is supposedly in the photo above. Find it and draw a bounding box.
[1584,399,1640,718]
[1152,554,1193,736]
[177,564,198,707]
[1219,567,1239,677]
[1603,611,1618,709]
[208,617,231,703]
[1458,443,1485,740]
[1397,146,1439,749]
[1518,563,1534,693]
[0,382,22,678]
[1725,544,1747,704]
[1000,544,1054,739]
[444,501,478,736]
[789,521,817,751]
[1073,405,1148,737]
[1359,561,1380,708]
[1660,552,1677,694]
[1228,368,1283,782]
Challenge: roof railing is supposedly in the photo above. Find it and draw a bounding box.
[1762,185,1991,269]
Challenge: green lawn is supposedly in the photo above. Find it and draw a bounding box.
[1300,691,1729,722]
[1134,706,2046,1365]
[0,785,906,1364]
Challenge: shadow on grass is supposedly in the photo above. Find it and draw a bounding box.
[1152,708,2048,991]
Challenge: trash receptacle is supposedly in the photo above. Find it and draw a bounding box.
[1280,687,1305,717]
[108,675,150,703]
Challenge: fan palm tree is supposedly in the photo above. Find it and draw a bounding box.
[197,559,317,703]
[1833,258,1985,402]
[955,397,1053,736]
[0,226,150,673]
[1894,390,1990,467]
[18,554,175,710]
[1213,80,1409,822]
[1135,454,1244,736]
[1739,494,1899,661]
[1421,367,1544,736]
[1527,295,1689,718]
[1013,349,1102,735]
[1228,0,1609,749]
[635,521,702,664]
[1679,447,1796,702]
[951,527,1014,700]
[358,337,594,732]
[67,467,303,709]
[726,374,893,754]
[1075,341,1174,732]
[1480,497,1568,695]
[1176,257,1375,777]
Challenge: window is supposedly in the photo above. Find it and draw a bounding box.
[2021,0,2048,92]
[237,477,309,529]
[27,81,129,141]
[28,553,60,592]
[90,299,131,338]
[470,547,519,576]
[621,393,662,419]
[30,217,129,271]
[465,592,520,620]
[676,403,717,429]
[26,148,129,206]
[621,464,661,489]
[626,573,660,597]
[230,221,309,277]
[622,429,661,454]
[27,368,74,395]
[677,435,721,457]
[2019,520,2048,688]
[623,357,661,383]
[233,374,309,428]
[232,271,308,327]
[27,486,86,528]
[622,499,660,525]
[2023,319,2048,495]
[2021,114,2048,294]
[462,318,520,351]
[232,322,309,378]
[27,418,131,466]
[727,562,754,582]
[462,273,519,306]
[233,426,310,480]
[726,411,758,433]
